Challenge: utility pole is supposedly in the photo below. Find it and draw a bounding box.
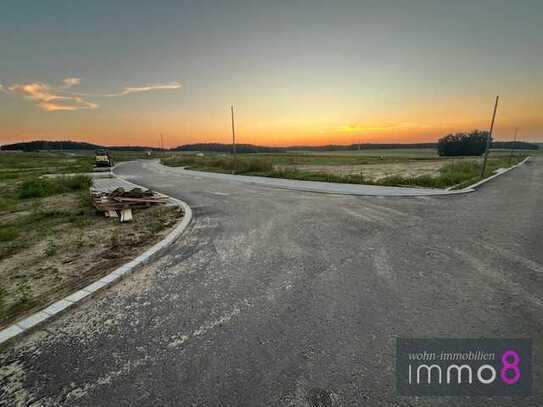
[509,127,518,165]
[231,105,236,174]
[480,96,499,178]
[160,133,164,150]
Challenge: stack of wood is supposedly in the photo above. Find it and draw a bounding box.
[91,187,167,222]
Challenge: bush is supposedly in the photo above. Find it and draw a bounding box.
[437,130,489,156]
[18,175,91,199]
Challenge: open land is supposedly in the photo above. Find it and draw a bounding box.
[162,148,529,189]
[0,154,540,406]
[0,152,181,328]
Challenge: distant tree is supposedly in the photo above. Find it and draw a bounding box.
[437,130,489,156]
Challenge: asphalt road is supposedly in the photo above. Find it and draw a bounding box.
[148,165,465,196]
[1,158,541,406]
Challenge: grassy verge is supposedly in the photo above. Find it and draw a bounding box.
[376,156,526,189]
[161,152,527,189]
[0,152,182,327]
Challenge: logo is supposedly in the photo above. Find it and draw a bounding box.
[396,338,532,396]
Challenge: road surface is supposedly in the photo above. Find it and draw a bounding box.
[143,163,467,196]
[0,158,541,406]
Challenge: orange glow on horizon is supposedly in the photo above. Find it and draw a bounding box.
[1,104,542,147]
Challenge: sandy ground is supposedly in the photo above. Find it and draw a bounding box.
[280,159,475,180]
[0,194,182,329]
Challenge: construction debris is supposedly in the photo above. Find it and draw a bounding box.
[90,187,167,222]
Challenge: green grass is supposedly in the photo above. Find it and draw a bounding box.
[0,152,94,181]
[0,197,17,212]
[162,150,441,170]
[0,150,186,326]
[376,156,526,189]
[0,152,93,249]
[0,151,96,261]
[162,151,527,189]
[18,175,91,199]
[0,227,19,242]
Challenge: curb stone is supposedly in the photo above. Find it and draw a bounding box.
[0,169,192,347]
[152,156,530,197]
[460,156,530,191]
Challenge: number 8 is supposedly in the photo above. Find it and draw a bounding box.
[500,350,521,385]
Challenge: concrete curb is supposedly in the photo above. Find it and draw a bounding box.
[460,156,530,191]
[0,171,192,347]
[155,156,530,197]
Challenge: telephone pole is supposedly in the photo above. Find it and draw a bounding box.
[480,96,499,178]
[231,105,236,174]
[509,127,518,165]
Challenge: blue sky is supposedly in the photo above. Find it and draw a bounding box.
[1,0,542,146]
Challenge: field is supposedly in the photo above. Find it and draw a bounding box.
[0,151,180,327]
[162,148,529,189]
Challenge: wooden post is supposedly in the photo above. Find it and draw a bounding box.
[480,96,499,178]
[509,127,518,166]
[231,105,236,174]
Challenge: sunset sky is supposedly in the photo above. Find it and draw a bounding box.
[1,0,542,147]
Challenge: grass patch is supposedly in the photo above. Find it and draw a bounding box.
[0,151,184,327]
[0,227,19,242]
[378,157,526,189]
[0,197,17,212]
[18,175,92,199]
[162,152,527,189]
[162,151,442,170]
[44,239,58,256]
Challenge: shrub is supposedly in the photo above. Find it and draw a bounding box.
[437,130,489,156]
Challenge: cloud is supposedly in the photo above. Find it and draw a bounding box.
[8,82,98,111]
[71,81,182,97]
[6,78,181,111]
[62,77,81,88]
[119,82,182,95]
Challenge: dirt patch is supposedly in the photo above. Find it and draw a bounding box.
[0,195,183,328]
[280,158,477,181]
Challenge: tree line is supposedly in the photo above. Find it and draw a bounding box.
[437,131,538,156]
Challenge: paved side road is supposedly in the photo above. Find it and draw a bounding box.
[0,158,541,406]
[137,160,467,196]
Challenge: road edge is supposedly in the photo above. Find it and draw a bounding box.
[155,156,530,197]
[0,171,193,347]
[459,156,530,191]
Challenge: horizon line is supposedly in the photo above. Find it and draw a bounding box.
[1,138,540,150]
